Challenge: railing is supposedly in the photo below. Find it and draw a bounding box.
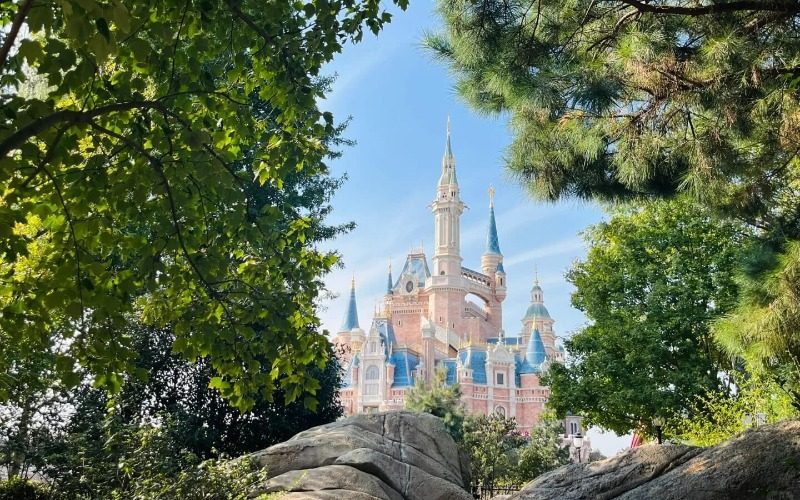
[472,484,521,499]
[461,267,492,287]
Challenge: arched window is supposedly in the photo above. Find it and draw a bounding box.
[570,421,578,435]
[366,365,380,380]
[495,406,506,417]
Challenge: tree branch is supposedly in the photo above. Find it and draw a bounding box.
[39,163,86,333]
[614,0,799,16]
[0,0,34,72]
[0,100,164,159]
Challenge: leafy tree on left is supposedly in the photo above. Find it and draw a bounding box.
[0,0,407,410]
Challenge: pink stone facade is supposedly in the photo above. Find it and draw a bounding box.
[333,123,566,432]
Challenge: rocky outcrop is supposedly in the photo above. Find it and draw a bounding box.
[506,419,800,500]
[246,411,472,500]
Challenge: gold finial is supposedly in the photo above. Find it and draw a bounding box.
[534,264,539,286]
[488,184,495,208]
[351,274,356,288]
[447,115,452,136]
[388,258,392,272]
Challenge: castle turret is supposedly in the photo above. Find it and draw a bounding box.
[495,262,507,300]
[341,276,360,331]
[338,277,365,351]
[525,327,547,368]
[481,186,503,276]
[480,186,506,330]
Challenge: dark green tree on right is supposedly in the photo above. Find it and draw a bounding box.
[428,0,800,402]
[544,199,745,435]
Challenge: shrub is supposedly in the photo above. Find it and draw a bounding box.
[0,477,54,500]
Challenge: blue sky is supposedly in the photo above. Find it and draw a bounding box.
[315,0,631,455]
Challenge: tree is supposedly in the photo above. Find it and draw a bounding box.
[1,0,406,410]
[405,365,466,441]
[0,331,71,479]
[514,415,570,483]
[461,413,525,492]
[544,198,745,435]
[714,242,800,401]
[427,0,800,403]
[427,0,800,212]
[109,322,344,459]
[26,321,343,498]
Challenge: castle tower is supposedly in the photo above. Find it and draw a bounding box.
[432,117,464,277]
[429,118,466,334]
[521,272,556,354]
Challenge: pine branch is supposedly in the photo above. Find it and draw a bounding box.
[614,0,800,16]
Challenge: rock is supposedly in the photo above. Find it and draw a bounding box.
[259,464,403,500]
[507,419,800,500]
[246,411,472,500]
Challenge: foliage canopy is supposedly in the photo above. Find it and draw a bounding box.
[0,0,406,410]
[428,0,800,213]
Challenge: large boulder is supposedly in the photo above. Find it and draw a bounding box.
[246,411,472,500]
[506,419,800,500]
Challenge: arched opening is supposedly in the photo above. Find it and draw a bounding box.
[494,406,506,417]
[464,293,489,319]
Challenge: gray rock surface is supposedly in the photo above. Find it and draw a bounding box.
[506,419,800,500]
[246,411,472,500]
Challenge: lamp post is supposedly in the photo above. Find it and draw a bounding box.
[652,417,664,445]
[572,433,584,463]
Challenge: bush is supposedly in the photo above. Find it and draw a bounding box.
[667,372,799,446]
[0,477,54,500]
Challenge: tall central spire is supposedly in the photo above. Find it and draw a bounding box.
[445,116,453,158]
[439,116,457,186]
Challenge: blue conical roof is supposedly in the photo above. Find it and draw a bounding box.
[386,264,393,294]
[340,279,360,331]
[525,328,547,367]
[485,204,501,255]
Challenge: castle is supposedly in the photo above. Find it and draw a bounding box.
[332,121,567,432]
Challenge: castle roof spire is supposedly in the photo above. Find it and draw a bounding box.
[524,315,547,368]
[439,116,458,186]
[340,276,360,331]
[484,184,501,255]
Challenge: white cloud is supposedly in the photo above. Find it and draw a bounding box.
[504,237,585,268]
[320,43,400,113]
